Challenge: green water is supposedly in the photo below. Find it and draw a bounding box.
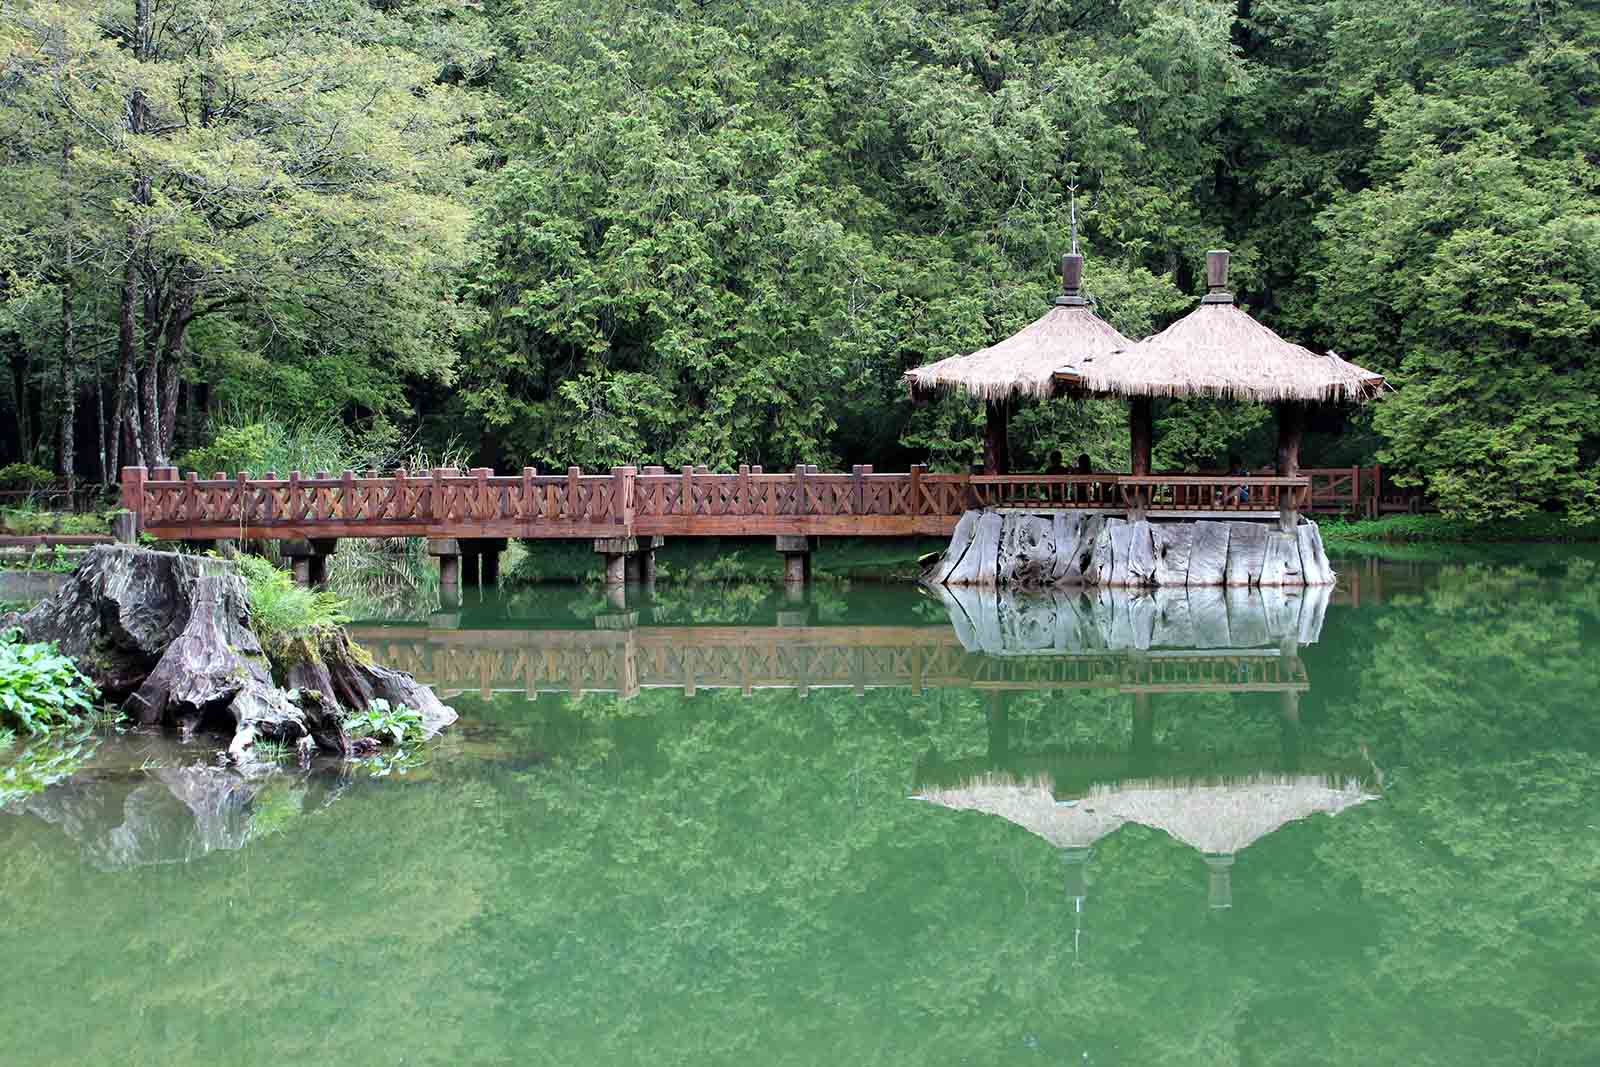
[3,548,1598,1065]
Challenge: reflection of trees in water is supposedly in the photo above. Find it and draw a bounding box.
[1,558,1596,1064]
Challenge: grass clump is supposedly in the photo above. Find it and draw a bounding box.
[0,629,100,735]
[346,699,424,746]
[1320,513,1600,544]
[235,554,350,659]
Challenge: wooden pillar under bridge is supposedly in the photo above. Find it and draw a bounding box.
[429,538,461,610]
[984,398,1011,475]
[1129,396,1154,477]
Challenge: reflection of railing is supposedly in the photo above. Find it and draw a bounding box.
[349,625,1311,700]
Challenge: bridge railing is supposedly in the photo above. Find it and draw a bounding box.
[123,464,1322,541]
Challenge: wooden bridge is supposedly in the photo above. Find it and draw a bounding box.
[115,462,1414,594]
[119,463,1415,543]
[348,622,1310,701]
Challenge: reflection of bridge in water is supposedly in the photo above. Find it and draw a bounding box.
[351,626,1311,702]
[353,580,1328,701]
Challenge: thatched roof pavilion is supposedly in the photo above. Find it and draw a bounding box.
[1054,250,1385,479]
[904,253,1133,473]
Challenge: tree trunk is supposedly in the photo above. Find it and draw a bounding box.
[112,234,142,474]
[58,134,76,491]
[140,281,165,467]
[158,284,194,461]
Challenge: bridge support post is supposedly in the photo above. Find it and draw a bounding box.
[459,538,507,588]
[283,538,337,588]
[776,534,811,585]
[429,538,462,609]
[594,536,639,589]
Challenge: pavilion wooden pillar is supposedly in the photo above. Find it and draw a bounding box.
[983,399,1011,475]
[1276,400,1305,531]
[1128,396,1154,476]
[1276,401,1305,476]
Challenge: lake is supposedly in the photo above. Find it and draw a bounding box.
[3,546,1598,1065]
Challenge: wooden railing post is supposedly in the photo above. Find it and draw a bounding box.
[793,464,806,515]
[909,464,924,516]
[117,466,146,543]
[738,464,750,515]
[521,467,536,521]
[612,466,636,526]
[1351,465,1360,515]
[568,466,582,522]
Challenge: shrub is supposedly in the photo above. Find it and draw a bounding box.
[0,463,55,491]
[346,699,424,746]
[235,554,350,658]
[0,629,100,735]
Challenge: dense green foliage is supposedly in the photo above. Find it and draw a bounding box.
[0,628,99,733]
[3,0,1596,518]
[235,553,350,657]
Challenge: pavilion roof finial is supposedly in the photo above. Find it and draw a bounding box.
[1056,185,1089,307]
[1202,249,1234,305]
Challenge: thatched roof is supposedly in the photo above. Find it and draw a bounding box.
[916,777,1126,850]
[916,773,1374,856]
[1054,251,1385,404]
[904,253,1134,402]
[1092,774,1375,855]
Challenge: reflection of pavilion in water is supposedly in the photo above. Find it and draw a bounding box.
[915,582,1374,919]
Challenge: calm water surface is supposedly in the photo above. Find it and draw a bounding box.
[3,547,1597,1065]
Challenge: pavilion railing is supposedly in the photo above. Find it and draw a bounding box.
[1118,475,1311,514]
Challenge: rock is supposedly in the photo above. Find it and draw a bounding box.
[1058,514,1104,584]
[1296,521,1334,585]
[947,512,1002,586]
[1124,520,1158,586]
[12,545,454,756]
[126,575,299,737]
[1091,518,1124,586]
[1188,521,1231,586]
[1259,529,1301,586]
[11,546,226,698]
[998,514,1056,587]
[1152,524,1194,586]
[1048,513,1081,584]
[927,511,977,585]
[1225,522,1268,587]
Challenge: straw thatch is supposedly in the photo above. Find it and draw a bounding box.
[1091,773,1375,855]
[905,305,1134,403]
[916,773,1374,856]
[1055,302,1384,403]
[916,776,1126,850]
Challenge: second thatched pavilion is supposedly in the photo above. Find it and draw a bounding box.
[1053,250,1385,482]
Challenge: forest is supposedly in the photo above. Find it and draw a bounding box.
[1,0,1596,521]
